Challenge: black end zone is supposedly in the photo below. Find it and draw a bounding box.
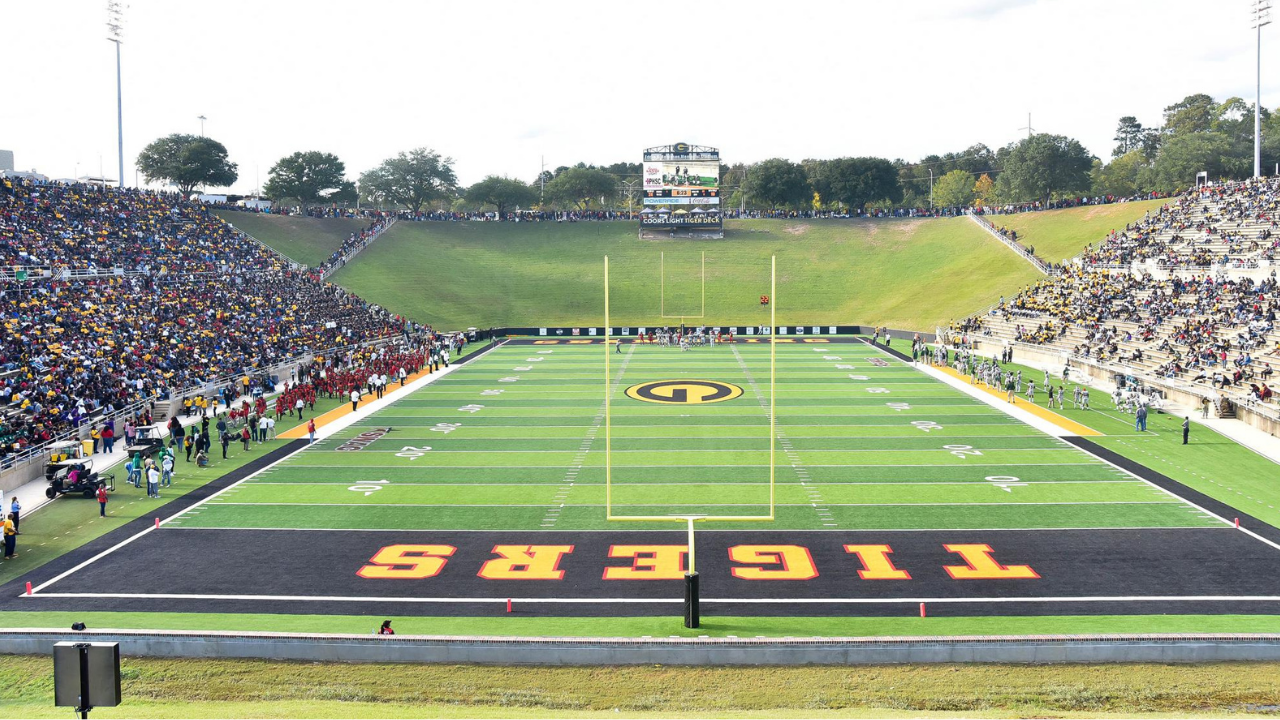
[18,526,1280,618]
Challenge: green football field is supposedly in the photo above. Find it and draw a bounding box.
[21,335,1280,631]
[162,339,1213,533]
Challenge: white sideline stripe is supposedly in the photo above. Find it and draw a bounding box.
[865,342,1280,556]
[350,419,1020,424]
[286,463,1100,469]
[304,447,1076,454]
[323,429,1040,437]
[25,347,497,596]
[202,500,1181,508]
[158,525,1236,533]
[241,480,1145,487]
[24,592,1280,605]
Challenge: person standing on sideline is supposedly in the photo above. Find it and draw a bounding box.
[96,485,109,517]
[350,388,361,413]
[147,463,161,499]
[241,425,251,451]
[8,496,19,535]
[295,396,306,421]
[220,431,231,459]
[307,418,317,444]
[1183,416,1190,445]
[184,433,194,462]
[616,338,622,354]
[2,513,16,560]
[161,452,175,488]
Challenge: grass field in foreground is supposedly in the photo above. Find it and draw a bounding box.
[165,341,1209,534]
[214,210,372,267]
[327,217,1042,330]
[978,198,1167,263]
[4,655,1280,718]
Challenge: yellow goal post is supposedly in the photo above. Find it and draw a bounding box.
[602,255,776,572]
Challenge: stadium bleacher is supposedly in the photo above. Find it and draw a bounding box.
[957,177,1280,413]
[0,176,421,464]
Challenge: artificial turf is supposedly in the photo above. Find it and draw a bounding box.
[15,338,1280,635]
[161,340,1211,534]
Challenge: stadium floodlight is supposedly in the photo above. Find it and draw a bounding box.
[198,115,207,137]
[106,0,125,188]
[1254,0,1272,178]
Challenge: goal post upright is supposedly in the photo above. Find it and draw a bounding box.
[605,252,777,524]
[770,253,776,518]
[604,255,612,517]
[658,249,707,320]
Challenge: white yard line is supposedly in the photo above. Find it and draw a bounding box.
[541,345,633,529]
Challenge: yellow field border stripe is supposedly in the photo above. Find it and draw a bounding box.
[935,365,1103,437]
[277,364,444,439]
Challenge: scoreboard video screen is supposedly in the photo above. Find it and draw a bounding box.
[640,143,722,230]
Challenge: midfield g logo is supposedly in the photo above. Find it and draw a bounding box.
[625,380,744,405]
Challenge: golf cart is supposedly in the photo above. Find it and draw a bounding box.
[125,423,168,458]
[44,441,114,499]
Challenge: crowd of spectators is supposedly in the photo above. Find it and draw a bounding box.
[964,178,1280,409]
[309,217,392,280]
[0,177,415,465]
[1076,179,1280,269]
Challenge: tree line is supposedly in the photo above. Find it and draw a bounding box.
[132,92,1279,214]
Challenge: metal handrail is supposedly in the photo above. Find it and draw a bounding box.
[966,211,1056,275]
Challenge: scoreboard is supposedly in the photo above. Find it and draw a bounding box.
[640,143,723,229]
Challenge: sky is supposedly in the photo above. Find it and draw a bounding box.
[2,0,1278,194]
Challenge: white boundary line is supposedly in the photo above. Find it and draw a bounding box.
[198,501,1179,508]
[157,525,1237,533]
[27,342,505,597]
[24,592,1280,605]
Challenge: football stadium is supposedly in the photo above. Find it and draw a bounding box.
[8,0,1280,717]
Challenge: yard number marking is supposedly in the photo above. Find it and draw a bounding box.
[943,444,983,458]
[349,479,390,496]
[984,475,1028,493]
[395,446,433,460]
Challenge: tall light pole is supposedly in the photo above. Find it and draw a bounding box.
[107,0,125,188]
[198,115,207,137]
[1254,0,1272,178]
[928,168,934,209]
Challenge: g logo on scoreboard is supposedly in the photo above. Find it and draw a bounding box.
[625,380,743,405]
